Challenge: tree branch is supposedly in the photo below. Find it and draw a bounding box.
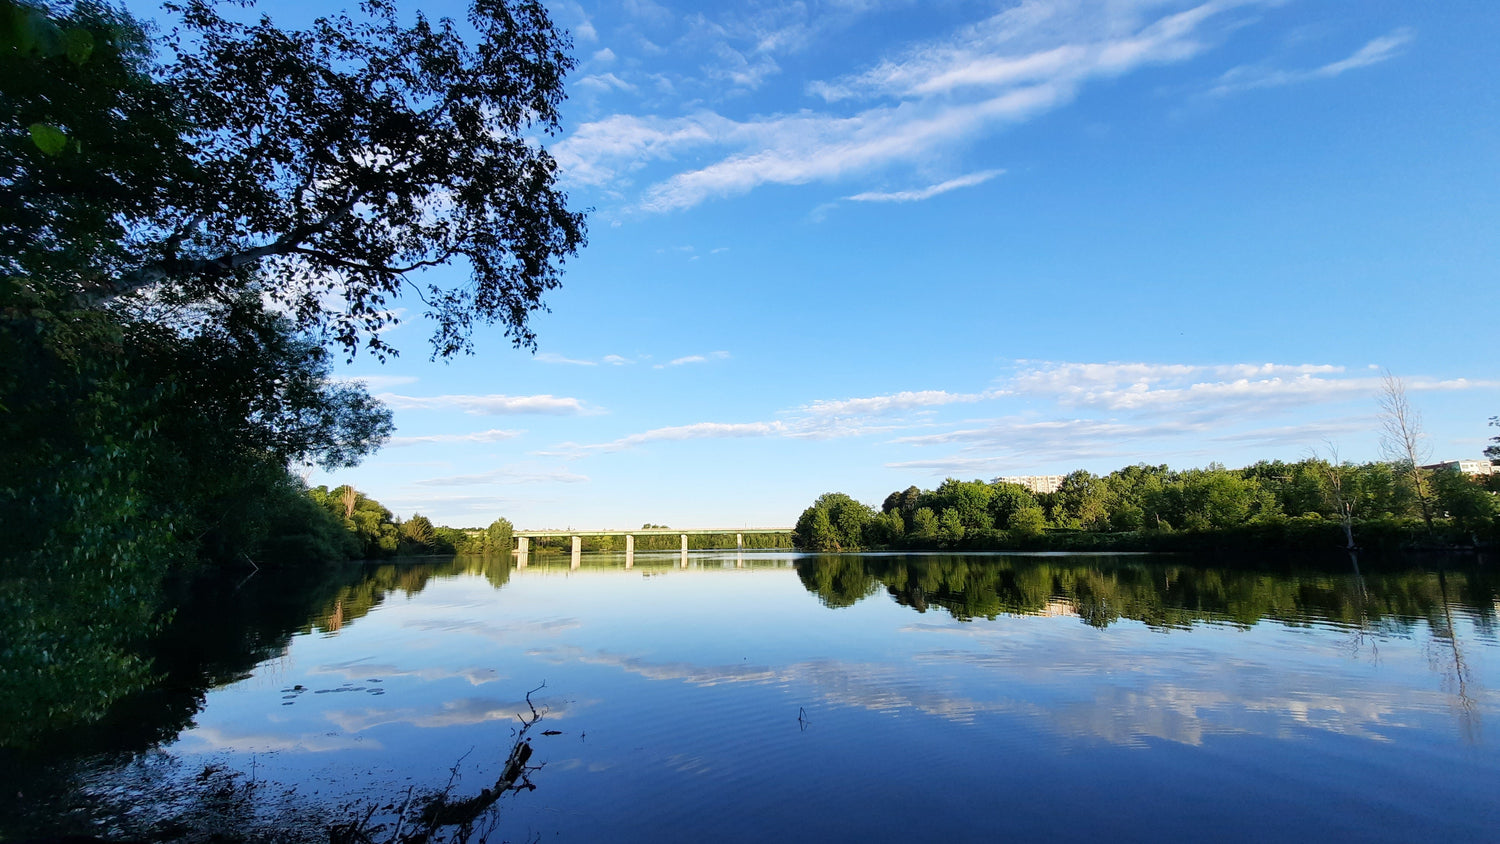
[96,199,360,301]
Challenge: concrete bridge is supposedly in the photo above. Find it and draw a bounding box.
[513,527,793,569]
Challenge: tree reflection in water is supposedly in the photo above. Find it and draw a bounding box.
[0,555,520,842]
[795,552,1496,743]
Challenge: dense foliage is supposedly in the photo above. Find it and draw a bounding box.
[7,0,585,358]
[794,459,1499,553]
[2,0,583,746]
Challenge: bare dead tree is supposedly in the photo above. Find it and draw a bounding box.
[341,484,358,520]
[1378,370,1434,532]
[1311,441,1358,551]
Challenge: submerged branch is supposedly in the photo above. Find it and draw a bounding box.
[331,682,549,844]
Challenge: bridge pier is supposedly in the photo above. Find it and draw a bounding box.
[509,527,791,567]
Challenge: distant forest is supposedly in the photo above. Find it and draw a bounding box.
[793,458,1500,555]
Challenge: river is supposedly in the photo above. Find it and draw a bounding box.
[4,551,1498,842]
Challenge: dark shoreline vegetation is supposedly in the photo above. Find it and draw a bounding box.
[3,0,583,754]
[793,460,1500,557]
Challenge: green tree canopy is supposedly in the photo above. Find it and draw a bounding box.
[794,492,875,551]
[7,0,586,358]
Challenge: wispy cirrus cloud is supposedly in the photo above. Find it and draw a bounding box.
[529,360,1497,466]
[414,467,590,487]
[847,169,1005,203]
[387,429,522,447]
[882,361,1497,476]
[1208,28,1414,97]
[800,389,997,417]
[539,386,986,457]
[1006,361,1491,416]
[577,71,638,93]
[535,352,598,366]
[545,421,789,457]
[377,392,596,415]
[654,350,730,368]
[534,351,642,366]
[557,0,1269,212]
[888,417,1198,473]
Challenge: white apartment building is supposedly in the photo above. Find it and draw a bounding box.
[1422,459,1496,476]
[995,475,1066,494]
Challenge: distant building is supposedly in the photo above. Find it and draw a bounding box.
[1421,460,1495,476]
[995,475,1065,494]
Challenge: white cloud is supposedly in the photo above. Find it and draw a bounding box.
[625,0,673,23]
[1005,361,1491,417]
[559,0,1269,212]
[877,362,1500,476]
[1208,28,1414,96]
[377,392,594,415]
[577,72,637,93]
[543,385,987,456]
[524,359,1497,465]
[414,467,590,487]
[654,350,731,368]
[386,429,523,447]
[705,42,781,89]
[634,92,1066,212]
[847,169,1005,203]
[535,351,598,366]
[549,420,789,456]
[553,111,738,188]
[801,389,994,416]
[554,0,598,43]
[602,354,632,365]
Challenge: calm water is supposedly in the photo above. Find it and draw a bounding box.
[9,552,1500,842]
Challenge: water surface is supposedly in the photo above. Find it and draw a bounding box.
[11,552,1500,842]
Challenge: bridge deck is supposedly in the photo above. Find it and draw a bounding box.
[514,527,792,538]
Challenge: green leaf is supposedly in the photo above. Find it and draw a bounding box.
[28,123,67,156]
[63,27,94,65]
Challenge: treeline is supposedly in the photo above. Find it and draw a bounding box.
[794,459,1500,554]
[303,486,515,559]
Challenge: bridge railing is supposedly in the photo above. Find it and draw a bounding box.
[512,527,795,563]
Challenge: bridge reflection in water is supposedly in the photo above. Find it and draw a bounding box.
[511,527,794,569]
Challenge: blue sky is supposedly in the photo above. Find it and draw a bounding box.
[137,0,1499,528]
